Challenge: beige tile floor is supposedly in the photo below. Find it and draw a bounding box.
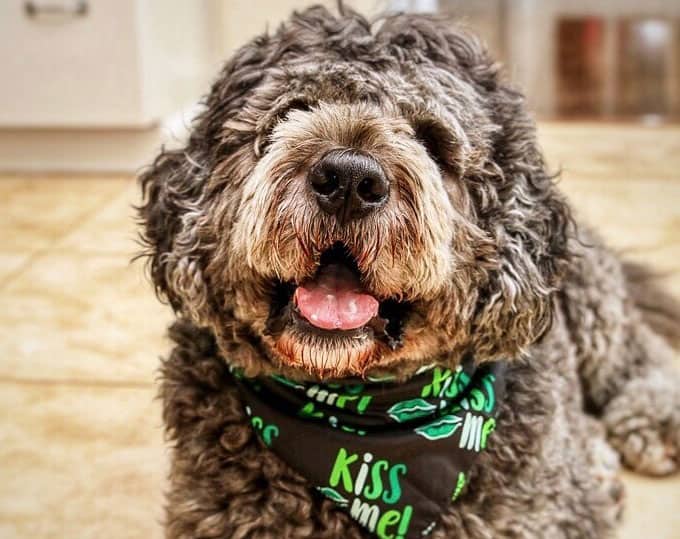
[0,123,678,538]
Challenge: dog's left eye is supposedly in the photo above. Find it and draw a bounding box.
[413,119,456,173]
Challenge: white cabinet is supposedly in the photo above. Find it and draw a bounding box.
[0,0,215,170]
[0,0,213,128]
[1,1,145,127]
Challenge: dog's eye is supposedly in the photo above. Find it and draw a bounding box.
[258,99,312,155]
[269,99,312,132]
[413,119,455,172]
[281,99,312,119]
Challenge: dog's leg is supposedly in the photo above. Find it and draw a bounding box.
[562,231,680,476]
[434,347,624,539]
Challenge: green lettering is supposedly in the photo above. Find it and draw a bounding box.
[451,471,466,501]
[421,367,451,398]
[357,395,372,413]
[376,509,401,539]
[299,402,323,419]
[444,371,470,398]
[329,448,358,493]
[363,460,388,500]
[397,505,413,538]
[383,463,407,504]
[468,388,485,411]
[335,394,358,409]
[482,375,495,413]
[480,418,496,449]
[261,425,279,446]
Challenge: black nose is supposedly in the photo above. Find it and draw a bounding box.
[308,150,389,222]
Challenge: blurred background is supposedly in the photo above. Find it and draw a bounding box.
[1,0,680,171]
[0,1,678,538]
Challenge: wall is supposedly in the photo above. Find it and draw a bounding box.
[214,0,387,62]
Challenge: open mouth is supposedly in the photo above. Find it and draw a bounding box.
[266,243,409,349]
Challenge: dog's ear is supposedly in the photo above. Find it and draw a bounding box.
[137,148,211,321]
[450,36,573,358]
[137,25,290,323]
[468,115,573,358]
[430,23,574,358]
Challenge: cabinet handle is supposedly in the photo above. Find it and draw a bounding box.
[24,1,88,18]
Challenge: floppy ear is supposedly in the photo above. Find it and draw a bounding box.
[137,25,286,324]
[137,148,211,321]
[468,124,572,358]
[466,73,572,357]
[377,15,572,358]
[436,24,574,358]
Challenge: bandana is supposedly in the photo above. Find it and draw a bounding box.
[232,359,506,539]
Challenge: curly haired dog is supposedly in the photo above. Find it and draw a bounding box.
[138,6,680,538]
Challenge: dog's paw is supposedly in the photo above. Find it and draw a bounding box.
[586,423,625,523]
[603,370,680,476]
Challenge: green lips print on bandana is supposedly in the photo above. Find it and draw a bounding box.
[232,358,506,539]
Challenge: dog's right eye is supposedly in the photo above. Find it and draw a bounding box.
[282,99,312,118]
[257,99,313,155]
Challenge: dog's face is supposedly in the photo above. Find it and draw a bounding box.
[139,8,571,380]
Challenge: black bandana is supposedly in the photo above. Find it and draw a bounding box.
[232,359,506,539]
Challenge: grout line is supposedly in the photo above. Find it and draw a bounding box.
[0,375,154,389]
[0,249,52,290]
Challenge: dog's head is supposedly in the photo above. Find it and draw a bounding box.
[138,7,572,380]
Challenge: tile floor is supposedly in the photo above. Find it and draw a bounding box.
[0,123,678,538]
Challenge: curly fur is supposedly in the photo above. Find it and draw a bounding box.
[137,6,680,538]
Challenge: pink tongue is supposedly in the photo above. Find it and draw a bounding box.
[294,264,379,330]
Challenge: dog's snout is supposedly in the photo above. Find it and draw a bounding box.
[308,150,389,221]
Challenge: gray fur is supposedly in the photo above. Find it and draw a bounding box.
[137,6,680,538]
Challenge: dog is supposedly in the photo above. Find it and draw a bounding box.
[138,6,680,538]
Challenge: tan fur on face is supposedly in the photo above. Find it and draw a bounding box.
[228,102,476,300]
[140,8,571,380]
[222,102,493,375]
